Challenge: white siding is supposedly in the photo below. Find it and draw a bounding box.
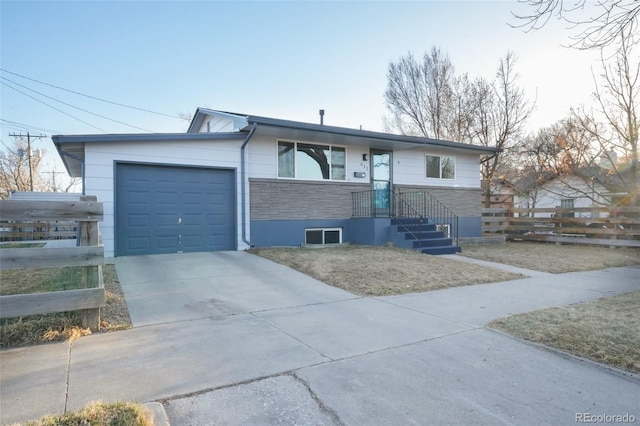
[523,176,609,218]
[84,138,246,257]
[86,134,486,257]
[394,148,481,188]
[199,117,235,133]
[246,137,481,187]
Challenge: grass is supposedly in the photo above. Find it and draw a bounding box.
[489,291,640,374]
[0,264,132,348]
[0,243,46,249]
[461,241,640,273]
[249,245,523,296]
[13,401,153,426]
[0,267,85,295]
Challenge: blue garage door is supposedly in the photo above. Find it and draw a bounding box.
[116,163,236,256]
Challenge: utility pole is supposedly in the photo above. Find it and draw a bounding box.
[8,132,46,191]
[43,170,64,192]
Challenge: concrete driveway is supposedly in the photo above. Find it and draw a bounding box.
[1,252,639,425]
[115,251,356,326]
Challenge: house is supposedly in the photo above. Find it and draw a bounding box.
[483,178,518,209]
[514,168,623,218]
[52,108,499,258]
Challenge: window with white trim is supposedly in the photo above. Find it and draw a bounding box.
[560,198,574,208]
[278,141,346,180]
[425,155,455,179]
[305,228,342,244]
[560,198,575,218]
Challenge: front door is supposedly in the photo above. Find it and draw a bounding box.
[371,150,392,216]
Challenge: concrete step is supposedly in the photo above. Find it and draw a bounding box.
[421,245,462,255]
[412,238,453,248]
[395,224,437,233]
[390,218,428,226]
[404,231,445,240]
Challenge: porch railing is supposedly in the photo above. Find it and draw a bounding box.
[398,191,458,245]
[351,189,459,245]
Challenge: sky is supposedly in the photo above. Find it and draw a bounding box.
[0,0,606,183]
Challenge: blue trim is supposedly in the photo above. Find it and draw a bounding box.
[458,217,482,237]
[250,219,351,247]
[350,217,391,245]
[251,216,483,248]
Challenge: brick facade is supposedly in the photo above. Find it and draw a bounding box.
[250,179,482,221]
[250,178,369,220]
[393,185,482,217]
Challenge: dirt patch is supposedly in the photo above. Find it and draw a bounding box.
[489,291,640,374]
[0,264,132,348]
[249,245,523,296]
[461,241,640,273]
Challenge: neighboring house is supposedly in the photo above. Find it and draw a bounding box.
[483,178,517,209]
[52,108,499,258]
[514,172,614,218]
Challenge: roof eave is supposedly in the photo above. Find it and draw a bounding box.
[244,116,500,154]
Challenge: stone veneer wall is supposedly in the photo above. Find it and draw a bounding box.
[250,178,370,220]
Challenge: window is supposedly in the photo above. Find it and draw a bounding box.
[426,155,455,179]
[560,198,574,208]
[305,228,342,245]
[278,141,346,180]
[560,198,575,218]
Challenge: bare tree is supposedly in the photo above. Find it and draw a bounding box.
[469,53,536,207]
[512,0,640,49]
[566,28,639,204]
[384,48,456,139]
[514,120,612,207]
[0,138,46,199]
[384,49,534,207]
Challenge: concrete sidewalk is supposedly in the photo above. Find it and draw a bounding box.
[1,253,638,425]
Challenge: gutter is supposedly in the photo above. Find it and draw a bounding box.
[240,122,258,247]
[59,150,85,195]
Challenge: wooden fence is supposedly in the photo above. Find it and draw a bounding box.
[0,196,105,329]
[482,206,640,248]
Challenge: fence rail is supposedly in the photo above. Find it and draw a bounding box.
[482,206,640,247]
[0,196,105,329]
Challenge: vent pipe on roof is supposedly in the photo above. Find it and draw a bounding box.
[319,109,325,125]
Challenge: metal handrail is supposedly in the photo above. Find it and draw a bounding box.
[397,191,459,246]
[351,189,460,247]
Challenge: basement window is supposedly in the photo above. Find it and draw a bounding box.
[305,228,342,245]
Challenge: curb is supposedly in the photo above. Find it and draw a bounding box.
[144,402,170,426]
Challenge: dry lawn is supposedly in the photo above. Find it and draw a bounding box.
[0,265,132,348]
[489,291,640,374]
[249,245,523,296]
[16,401,153,426]
[461,242,640,273]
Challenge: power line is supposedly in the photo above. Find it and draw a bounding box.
[0,68,185,120]
[1,81,107,133]
[1,76,154,132]
[0,119,65,135]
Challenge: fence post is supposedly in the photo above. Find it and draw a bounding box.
[79,195,101,330]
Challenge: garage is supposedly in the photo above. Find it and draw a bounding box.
[115,163,236,256]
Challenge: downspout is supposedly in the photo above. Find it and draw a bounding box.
[59,150,85,195]
[241,122,258,247]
